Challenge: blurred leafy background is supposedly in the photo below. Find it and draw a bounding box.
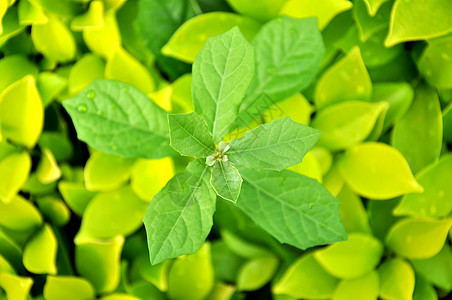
[0,0,451,299]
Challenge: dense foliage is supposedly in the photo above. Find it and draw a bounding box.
[0,0,451,299]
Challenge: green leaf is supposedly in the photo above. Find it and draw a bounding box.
[75,236,124,294]
[280,0,352,30]
[227,0,288,22]
[84,151,135,192]
[339,142,423,200]
[162,12,261,63]
[378,258,415,300]
[210,161,242,203]
[237,16,324,126]
[135,253,170,292]
[31,14,76,62]
[0,195,42,232]
[77,186,148,239]
[58,181,96,216]
[167,243,214,300]
[363,0,390,16]
[314,47,372,110]
[314,233,384,279]
[43,276,96,300]
[67,53,105,96]
[23,224,58,274]
[418,36,452,89]
[391,85,442,174]
[0,273,33,300]
[333,271,379,300]
[353,0,392,42]
[0,54,38,92]
[35,196,70,227]
[70,0,103,31]
[370,82,414,132]
[192,27,254,142]
[0,75,43,148]
[36,148,61,184]
[312,100,387,151]
[385,0,452,47]
[143,160,216,265]
[273,252,339,299]
[411,244,452,292]
[168,112,215,158]
[394,154,452,218]
[237,168,346,250]
[413,275,438,300]
[220,229,273,259]
[63,79,173,159]
[37,72,67,107]
[336,185,372,234]
[237,255,279,291]
[228,117,321,171]
[386,218,452,260]
[0,150,31,203]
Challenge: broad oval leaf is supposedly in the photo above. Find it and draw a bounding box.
[23,224,58,274]
[237,168,346,251]
[0,151,31,203]
[77,186,148,239]
[63,79,173,159]
[37,72,67,107]
[75,236,124,294]
[228,117,321,171]
[314,47,372,110]
[411,244,452,292]
[237,255,279,291]
[0,54,38,92]
[192,27,254,142]
[44,276,96,300]
[0,75,43,148]
[167,243,214,300]
[238,16,324,126]
[413,275,438,300]
[339,142,423,200]
[210,161,242,203]
[70,0,104,31]
[83,10,121,59]
[394,154,452,218]
[336,185,372,234]
[35,196,70,227]
[58,181,96,216]
[391,85,442,174]
[385,0,452,47]
[378,258,415,300]
[314,233,383,279]
[418,36,452,89]
[280,0,352,30]
[168,112,215,158]
[143,161,216,265]
[333,271,379,300]
[353,0,392,42]
[312,100,387,151]
[162,12,261,63]
[36,148,61,184]
[288,150,323,183]
[68,53,105,96]
[0,195,42,232]
[273,252,339,299]
[84,151,135,192]
[0,273,33,300]
[386,218,452,260]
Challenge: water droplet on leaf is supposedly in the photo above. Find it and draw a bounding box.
[86,90,95,99]
[76,104,87,113]
[321,222,327,228]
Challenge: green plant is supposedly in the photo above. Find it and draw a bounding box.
[64,22,347,265]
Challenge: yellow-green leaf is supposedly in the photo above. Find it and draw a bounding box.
[162,12,261,63]
[105,46,155,94]
[0,75,43,148]
[0,151,31,203]
[333,271,379,300]
[386,218,452,260]
[167,243,214,300]
[385,0,452,47]
[363,0,390,16]
[35,196,70,227]
[314,233,383,279]
[395,154,452,218]
[17,0,47,26]
[312,100,387,151]
[84,151,135,192]
[280,0,352,30]
[70,0,104,31]
[391,85,442,174]
[273,252,339,299]
[340,142,423,200]
[68,53,105,96]
[0,54,38,92]
[418,36,452,90]
[23,224,58,274]
[130,157,174,202]
[337,185,372,234]
[227,0,288,22]
[323,159,345,197]
[0,273,33,300]
[75,236,124,293]
[44,276,96,300]
[37,72,67,106]
[36,148,61,184]
[0,195,42,232]
[263,93,313,126]
[83,10,121,58]
[288,151,323,183]
[314,47,372,110]
[58,181,96,216]
[237,255,279,291]
[31,14,76,62]
[378,258,415,300]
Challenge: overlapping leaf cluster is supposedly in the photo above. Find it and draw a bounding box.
[1,0,452,299]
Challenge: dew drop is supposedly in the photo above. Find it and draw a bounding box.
[86,90,95,99]
[267,65,276,75]
[441,52,450,61]
[76,104,87,113]
[320,222,327,228]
